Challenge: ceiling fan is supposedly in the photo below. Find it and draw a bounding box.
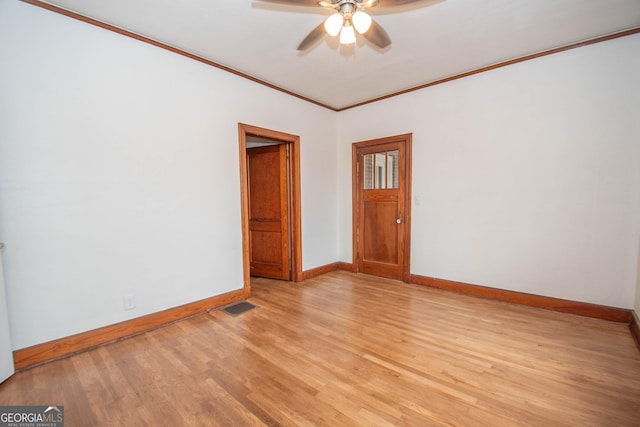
[257,0,429,51]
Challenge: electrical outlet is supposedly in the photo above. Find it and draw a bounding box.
[123,294,136,311]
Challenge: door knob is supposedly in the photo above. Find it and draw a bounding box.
[396,218,402,224]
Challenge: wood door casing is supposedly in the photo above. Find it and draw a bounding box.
[247,144,290,280]
[353,135,412,281]
[238,123,302,297]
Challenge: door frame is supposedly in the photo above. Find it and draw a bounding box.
[352,133,412,282]
[238,123,303,296]
[0,244,14,383]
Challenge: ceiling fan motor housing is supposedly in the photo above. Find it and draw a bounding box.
[325,0,372,16]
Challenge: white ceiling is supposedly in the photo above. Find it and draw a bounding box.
[38,0,640,110]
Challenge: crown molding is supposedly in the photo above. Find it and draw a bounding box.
[20,0,338,111]
[18,3,640,114]
[338,27,640,111]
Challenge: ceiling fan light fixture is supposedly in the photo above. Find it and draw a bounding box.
[352,11,372,34]
[339,23,356,45]
[324,13,343,37]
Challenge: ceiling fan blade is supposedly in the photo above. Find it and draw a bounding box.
[297,23,327,50]
[257,0,321,6]
[362,19,391,48]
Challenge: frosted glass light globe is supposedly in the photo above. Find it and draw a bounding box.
[324,13,343,36]
[352,11,372,34]
[340,24,356,45]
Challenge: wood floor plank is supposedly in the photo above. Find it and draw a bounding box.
[1,270,639,426]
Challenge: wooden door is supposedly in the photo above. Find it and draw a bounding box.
[353,135,411,280]
[246,144,290,280]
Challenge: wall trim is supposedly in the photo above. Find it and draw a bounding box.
[20,0,335,111]
[302,263,341,280]
[301,262,355,280]
[337,27,640,111]
[20,1,640,112]
[11,269,637,370]
[337,262,355,272]
[408,274,632,324]
[630,311,640,351]
[303,267,632,325]
[13,289,245,371]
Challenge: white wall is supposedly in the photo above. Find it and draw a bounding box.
[1,2,638,351]
[0,1,338,349]
[338,34,640,309]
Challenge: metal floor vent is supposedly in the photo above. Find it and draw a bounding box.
[221,301,257,316]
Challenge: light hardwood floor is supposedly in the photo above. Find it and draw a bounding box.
[1,271,639,426]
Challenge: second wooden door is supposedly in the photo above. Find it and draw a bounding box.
[353,135,412,280]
